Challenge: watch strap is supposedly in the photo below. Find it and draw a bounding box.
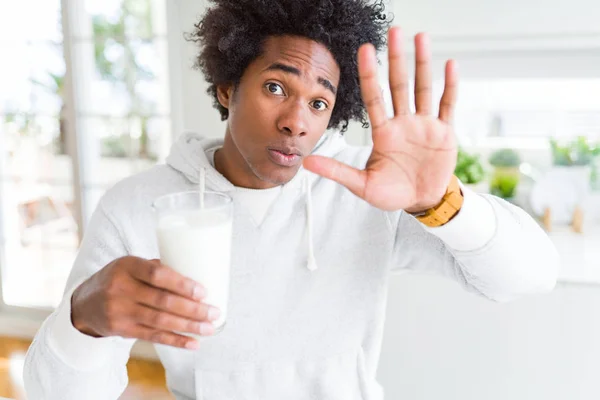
[412,175,464,227]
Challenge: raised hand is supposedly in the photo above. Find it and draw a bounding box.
[303,27,458,213]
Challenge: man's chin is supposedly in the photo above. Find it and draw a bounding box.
[257,164,301,187]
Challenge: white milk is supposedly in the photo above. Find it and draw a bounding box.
[157,209,232,335]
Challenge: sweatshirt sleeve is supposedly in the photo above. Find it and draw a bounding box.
[391,185,560,302]
[23,201,136,400]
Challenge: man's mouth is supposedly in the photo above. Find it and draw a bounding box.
[267,146,303,167]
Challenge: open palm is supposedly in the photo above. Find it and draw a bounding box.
[304,27,458,212]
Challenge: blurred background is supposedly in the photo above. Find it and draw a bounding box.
[0,0,600,399]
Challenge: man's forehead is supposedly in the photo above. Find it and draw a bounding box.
[260,36,340,82]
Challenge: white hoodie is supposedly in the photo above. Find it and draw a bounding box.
[24,132,559,400]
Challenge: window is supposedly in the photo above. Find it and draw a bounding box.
[454,79,600,146]
[69,0,171,224]
[0,0,75,309]
[0,0,172,310]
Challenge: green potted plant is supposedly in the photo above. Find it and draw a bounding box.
[488,148,521,200]
[454,148,486,191]
[548,136,599,193]
[550,136,600,167]
[529,137,600,225]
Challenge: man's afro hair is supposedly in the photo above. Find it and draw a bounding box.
[187,0,391,132]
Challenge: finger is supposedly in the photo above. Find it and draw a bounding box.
[134,305,216,336]
[303,156,367,199]
[358,43,388,132]
[131,324,201,350]
[133,281,219,322]
[387,27,410,117]
[438,59,459,123]
[414,33,432,115]
[131,259,206,301]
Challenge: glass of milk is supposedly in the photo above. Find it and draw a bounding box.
[153,191,233,336]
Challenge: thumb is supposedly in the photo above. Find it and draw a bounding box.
[303,155,367,199]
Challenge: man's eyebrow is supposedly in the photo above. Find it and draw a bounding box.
[318,77,337,96]
[265,62,301,76]
[264,63,337,96]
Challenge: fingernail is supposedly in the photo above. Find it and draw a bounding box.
[193,285,206,300]
[186,340,200,350]
[199,322,215,336]
[207,307,221,322]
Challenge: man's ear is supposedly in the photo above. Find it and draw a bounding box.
[216,84,234,109]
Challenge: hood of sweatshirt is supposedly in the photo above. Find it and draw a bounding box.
[165,131,350,271]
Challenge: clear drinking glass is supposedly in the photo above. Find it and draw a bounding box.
[153,191,233,336]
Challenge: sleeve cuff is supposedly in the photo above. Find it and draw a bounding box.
[47,282,127,370]
[423,183,497,252]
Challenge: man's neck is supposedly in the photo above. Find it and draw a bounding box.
[214,132,279,190]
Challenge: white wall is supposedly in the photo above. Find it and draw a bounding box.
[168,0,226,139]
[168,1,600,399]
[392,0,600,38]
[379,275,600,400]
[391,0,600,79]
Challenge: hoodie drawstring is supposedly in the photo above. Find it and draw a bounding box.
[304,176,318,271]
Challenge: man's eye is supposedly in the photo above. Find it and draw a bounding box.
[312,100,328,111]
[266,83,284,95]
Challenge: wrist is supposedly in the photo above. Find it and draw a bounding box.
[71,286,102,338]
[405,197,444,215]
[48,282,125,371]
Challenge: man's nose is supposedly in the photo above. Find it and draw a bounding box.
[276,101,308,137]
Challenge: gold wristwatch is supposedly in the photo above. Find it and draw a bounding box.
[409,175,464,227]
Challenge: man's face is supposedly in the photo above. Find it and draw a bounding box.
[218,35,341,187]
